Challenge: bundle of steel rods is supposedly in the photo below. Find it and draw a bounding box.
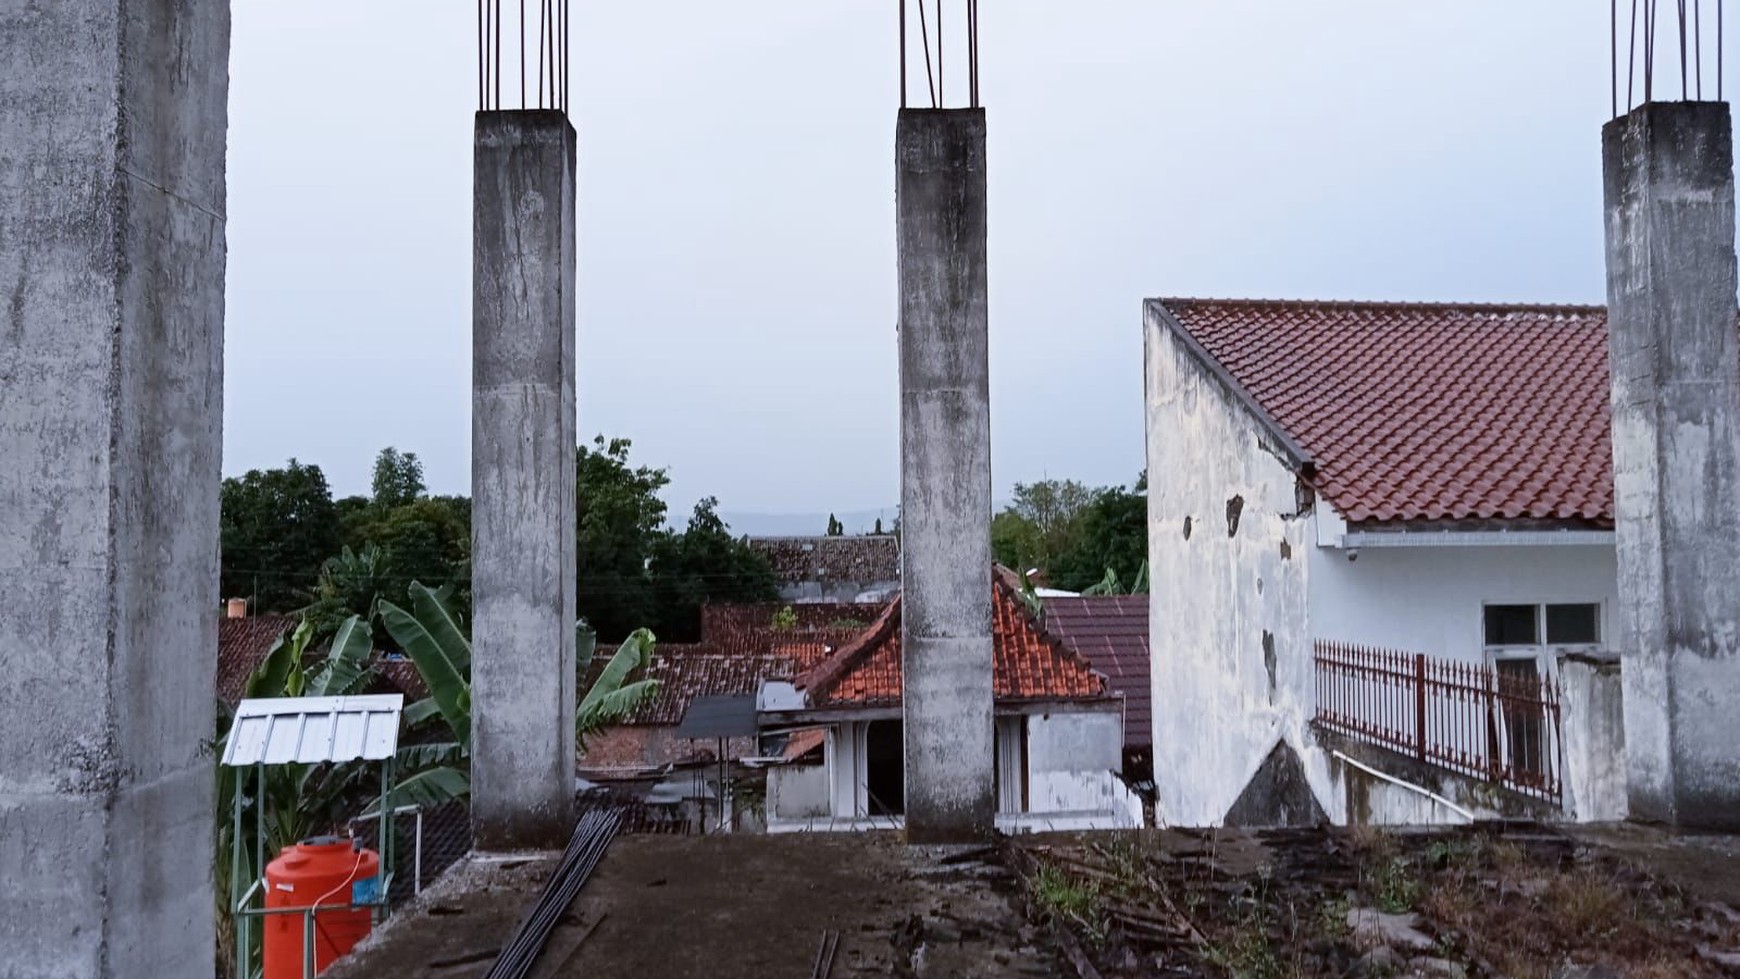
[483,807,623,979]
[810,929,840,979]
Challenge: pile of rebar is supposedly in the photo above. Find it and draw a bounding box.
[483,807,623,979]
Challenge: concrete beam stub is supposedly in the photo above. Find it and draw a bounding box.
[896,108,995,844]
[1602,99,1740,831]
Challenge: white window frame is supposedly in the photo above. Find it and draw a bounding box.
[1479,601,1596,783]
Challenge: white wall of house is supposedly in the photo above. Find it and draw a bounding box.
[791,713,1135,830]
[1145,303,1330,827]
[769,762,831,820]
[1026,711,1144,827]
[1308,538,1619,666]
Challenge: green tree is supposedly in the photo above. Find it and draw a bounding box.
[220,460,342,611]
[648,497,780,641]
[826,513,843,536]
[299,544,395,639]
[990,479,1096,578]
[1051,477,1148,593]
[371,447,426,508]
[577,437,669,641]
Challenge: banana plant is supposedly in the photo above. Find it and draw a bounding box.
[378,582,661,794]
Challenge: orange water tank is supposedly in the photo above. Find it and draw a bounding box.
[263,836,380,979]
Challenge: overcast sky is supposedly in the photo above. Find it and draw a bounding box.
[226,2,1685,524]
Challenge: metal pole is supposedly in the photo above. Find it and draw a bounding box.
[414,808,424,896]
[233,770,246,979]
[304,906,316,979]
[899,0,907,109]
[1414,654,1428,762]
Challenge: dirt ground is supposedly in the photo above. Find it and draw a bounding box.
[326,832,1064,979]
[1013,822,1740,979]
[326,822,1740,979]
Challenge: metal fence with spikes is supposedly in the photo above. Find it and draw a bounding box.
[1313,641,1563,805]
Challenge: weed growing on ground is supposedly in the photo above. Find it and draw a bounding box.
[1031,864,1108,947]
[1363,853,1423,914]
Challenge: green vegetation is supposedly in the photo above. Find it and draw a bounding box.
[991,475,1147,593]
[221,437,778,643]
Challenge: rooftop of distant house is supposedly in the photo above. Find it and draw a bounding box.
[746,534,900,584]
[792,572,1109,710]
[1040,595,1150,752]
[1151,298,1618,527]
[215,611,428,706]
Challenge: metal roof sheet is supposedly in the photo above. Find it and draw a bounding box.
[674,694,759,739]
[222,695,404,767]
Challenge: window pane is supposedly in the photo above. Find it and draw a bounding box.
[1546,604,1600,645]
[1484,605,1538,646]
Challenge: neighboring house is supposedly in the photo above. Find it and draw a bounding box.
[1041,596,1152,788]
[581,602,877,774]
[1145,299,1623,827]
[748,535,901,603]
[758,572,1142,832]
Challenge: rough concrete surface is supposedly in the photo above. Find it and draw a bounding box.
[1602,100,1740,831]
[472,110,579,851]
[1144,301,1328,828]
[325,834,1061,979]
[896,108,995,844]
[0,1,228,976]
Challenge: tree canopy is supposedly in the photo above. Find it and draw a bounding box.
[991,475,1147,593]
[220,460,342,611]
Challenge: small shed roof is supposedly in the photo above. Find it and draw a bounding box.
[222,695,404,767]
[674,694,759,739]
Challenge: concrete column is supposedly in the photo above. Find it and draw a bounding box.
[472,110,578,850]
[1557,652,1628,823]
[1602,101,1740,831]
[0,1,228,974]
[896,109,995,844]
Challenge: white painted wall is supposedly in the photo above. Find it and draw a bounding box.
[1146,303,1333,827]
[797,713,1135,829]
[1026,711,1142,827]
[1308,539,1619,666]
[769,763,831,820]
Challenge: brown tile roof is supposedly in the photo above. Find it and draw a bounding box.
[1154,299,1617,526]
[747,536,900,585]
[589,605,876,727]
[215,615,297,703]
[1041,597,1150,750]
[794,574,1110,709]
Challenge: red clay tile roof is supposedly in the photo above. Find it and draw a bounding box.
[587,605,876,727]
[794,576,1110,709]
[1154,299,1616,525]
[1041,597,1150,749]
[215,615,297,703]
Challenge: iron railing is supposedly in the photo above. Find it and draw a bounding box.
[1313,641,1563,804]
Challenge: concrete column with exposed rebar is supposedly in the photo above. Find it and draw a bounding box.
[0,1,228,973]
[897,108,995,844]
[472,110,578,850]
[1603,100,1740,831]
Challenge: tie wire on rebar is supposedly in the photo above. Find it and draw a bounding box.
[478,0,570,113]
[1614,0,1725,117]
[899,0,981,110]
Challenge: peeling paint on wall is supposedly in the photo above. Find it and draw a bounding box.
[1146,301,1335,827]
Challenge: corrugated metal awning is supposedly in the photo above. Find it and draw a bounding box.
[222,695,404,767]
